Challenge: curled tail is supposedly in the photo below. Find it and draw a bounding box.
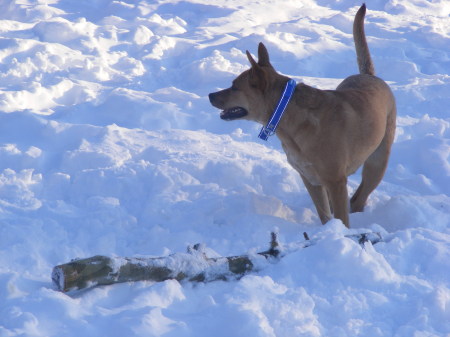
[353,4,375,75]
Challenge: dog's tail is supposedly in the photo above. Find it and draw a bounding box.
[353,4,375,75]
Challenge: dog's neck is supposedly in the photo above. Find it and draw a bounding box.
[276,83,334,139]
[255,77,335,140]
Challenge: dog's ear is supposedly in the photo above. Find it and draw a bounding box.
[246,49,269,91]
[246,50,258,68]
[257,42,273,68]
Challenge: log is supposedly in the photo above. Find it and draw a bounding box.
[52,232,382,293]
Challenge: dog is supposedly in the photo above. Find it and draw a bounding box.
[209,4,396,228]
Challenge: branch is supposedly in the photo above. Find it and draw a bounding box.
[52,232,382,293]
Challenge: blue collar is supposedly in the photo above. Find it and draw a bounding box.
[258,79,296,141]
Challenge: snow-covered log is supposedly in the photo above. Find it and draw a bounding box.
[52,232,382,293]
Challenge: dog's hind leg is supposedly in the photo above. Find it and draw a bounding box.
[300,175,333,225]
[350,110,396,213]
[350,152,387,213]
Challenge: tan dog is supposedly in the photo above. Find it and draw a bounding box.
[209,4,396,227]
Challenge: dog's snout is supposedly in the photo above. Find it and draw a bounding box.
[208,92,215,104]
[209,88,229,107]
[209,91,224,108]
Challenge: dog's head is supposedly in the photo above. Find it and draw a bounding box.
[209,43,286,124]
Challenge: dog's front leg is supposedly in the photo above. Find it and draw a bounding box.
[325,178,350,228]
[300,174,332,225]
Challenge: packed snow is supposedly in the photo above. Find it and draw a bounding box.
[0,0,449,336]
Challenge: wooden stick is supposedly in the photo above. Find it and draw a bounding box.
[52,232,382,293]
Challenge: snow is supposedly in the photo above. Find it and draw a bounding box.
[0,0,449,336]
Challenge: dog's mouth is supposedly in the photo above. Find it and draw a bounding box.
[220,107,248,121]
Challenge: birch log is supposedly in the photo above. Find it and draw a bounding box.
[52,232,382,293]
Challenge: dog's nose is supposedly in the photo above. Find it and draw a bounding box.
[208,93,215,103]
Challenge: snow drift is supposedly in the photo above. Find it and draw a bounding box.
[0,0,449,336]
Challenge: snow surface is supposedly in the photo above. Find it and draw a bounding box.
[0,0,449,336]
